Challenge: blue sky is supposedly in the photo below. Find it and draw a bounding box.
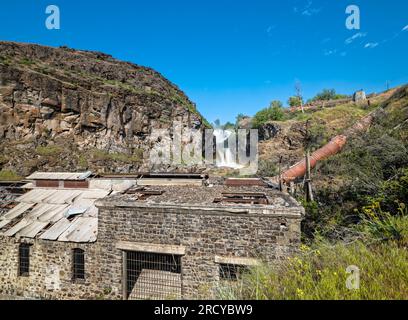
[0,0,407,123]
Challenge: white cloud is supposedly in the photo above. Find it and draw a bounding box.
[324,49,337,56]
[345,32,367,45]
[302,8,321,16]
[402,25,408,31]
[364,42,379,49]
[266,25,276,34]
[294,0,321,16]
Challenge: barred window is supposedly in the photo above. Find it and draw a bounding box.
[72,248,85,281]
[18,244,30,277]
[219,264,248,281]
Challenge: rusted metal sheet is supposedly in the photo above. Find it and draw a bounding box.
[63,180,89,189]
[225,178,267,187]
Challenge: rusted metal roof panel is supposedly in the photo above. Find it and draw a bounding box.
[225,178,267,187]
[26,171,92,181]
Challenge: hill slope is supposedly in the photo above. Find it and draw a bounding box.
[0,42,208,177]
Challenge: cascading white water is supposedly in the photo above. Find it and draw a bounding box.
[213,129,243,169]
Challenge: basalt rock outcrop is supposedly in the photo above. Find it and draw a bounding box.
[0,42,209,176]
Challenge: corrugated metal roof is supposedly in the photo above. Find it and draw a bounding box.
[26,171,93,181]
[3,203,35,220]
[3,219,32,237]
[0,179,117,242]
[16,221,50,238]
[39,217,74,241]
[58,217,97,242]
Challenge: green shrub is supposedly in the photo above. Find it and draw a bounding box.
[36,145,63,156]
[252,101,285,128]
[309,89,348,102]
[257,159,278,177]
[0,170,22,181]
[20,58,35,66]
[288,96,303,108]
[358,201,408,246]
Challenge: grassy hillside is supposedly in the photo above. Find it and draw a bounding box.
[221,85,408,300]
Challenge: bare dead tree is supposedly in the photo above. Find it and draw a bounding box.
[295,80,304,113]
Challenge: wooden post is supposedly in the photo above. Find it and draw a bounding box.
[305,150,314,202]
[278,156,283,192]
[304,120,314,202]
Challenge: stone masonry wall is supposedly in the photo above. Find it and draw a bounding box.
[0,236,120,300]
[97,205,302,299]
[0,206,302,300]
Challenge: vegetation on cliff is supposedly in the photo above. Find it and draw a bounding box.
[220,85,408,300]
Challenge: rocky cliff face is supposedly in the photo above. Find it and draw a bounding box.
[0,42,208,177]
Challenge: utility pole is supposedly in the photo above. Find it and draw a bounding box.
[295,80,304,113]
[304,120,314,202]
[278,155,283,192]
[305,150,314,202]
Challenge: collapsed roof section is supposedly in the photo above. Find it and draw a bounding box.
[0,171,304,243]
[0,171,135,243]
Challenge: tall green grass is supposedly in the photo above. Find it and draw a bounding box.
[217,213,408,300]
[217,239,408,300]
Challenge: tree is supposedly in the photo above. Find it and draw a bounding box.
[252,100,285,128]
[223,122,235,130]
[310,89,348,102]
[288,96,303,108]
[235,113,248,129]
[295,80,304,113]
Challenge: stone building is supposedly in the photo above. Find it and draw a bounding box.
[0,172,304,300]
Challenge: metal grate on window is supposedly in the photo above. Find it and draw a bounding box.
[219,264,249,281]
[72,248,85,281]
[126,251,182,300]
[18,244,30,277]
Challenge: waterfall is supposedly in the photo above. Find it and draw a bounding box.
[213,129,243,169]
